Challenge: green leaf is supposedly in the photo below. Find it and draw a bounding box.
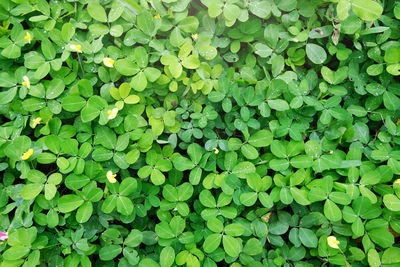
[232,161,256,178]
[187,143,203,164]
[87,2,108,22]
[306,44,327,64]
[324,199,342,222]
[249,0,271,19]
[337,0,351,20]
[248,130,273,147]
[254,43,273,58]
[115,59,140,76]
[351,0,383,21]
[0,87,17,104]
[173,156,195,171]
[21,184,43,200]
[117,196,134,215]
[58,194,84,213]
[271,55,284,77]
[224,223,244,237]
[62,95,86,112]
[131,72,147,92]
[382,247,400,264]
[182,55,200,69]
[137,11,155,36]
[3,246,30,260]
[298,228,318,248]
[368,249,381,267]
[46,78,64,99]
[125,229,143,247]
[178,16,199,33]
[222,235,241,257]
[240,192,258,206]
[369,228,394,248]
[243,238,263,255]
[76,201,93,223]
[290,188,311,205]
[1,43,21,59]
[383,194,400,211]
[203,233,222,254]
[99,245,122,261]
[241,144,259,160]
[134,46,148,68]
[267,99,290,111]
[81,104,100,122]
[150,169,165,185]
[160,247,175,267]
[0,72,17,88]
[383,91,400,111]
[119,178,137,196]
[207,218,224,233]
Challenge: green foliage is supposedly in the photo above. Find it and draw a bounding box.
[0,0,399,266]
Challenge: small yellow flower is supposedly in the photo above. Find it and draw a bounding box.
[106,170,117,183]
[21,148,34,160]
[327,236,340,249]
[213,148,219,154]
[103,58,115,68]
[397,118,400,125]
[394,179,400,185]
[107,107,118,120]
[191,33,198,40]
[22,75,30,89]
[32,117,42,128]
[70,44,82,53]
[154,13,161,19]
[24,32,32,44]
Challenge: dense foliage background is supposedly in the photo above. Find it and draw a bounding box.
[1,0,400,266]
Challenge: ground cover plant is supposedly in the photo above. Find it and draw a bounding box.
[1,0,400,266]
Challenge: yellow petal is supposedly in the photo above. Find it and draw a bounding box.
[21,148,34,160]
[24,32,32,44]
[327,236,340,249]
[108,108,118,120]
[32,117,42,128]
[154,14,161,19]
[106,170,117,183]
[23,76,30,89]
[191,33,198,40]
[103,58,114,68]
[213,148,219,154]
[394,179,400,185]
[70,44,82,53]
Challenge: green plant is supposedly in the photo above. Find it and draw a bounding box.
[1,0,400,266]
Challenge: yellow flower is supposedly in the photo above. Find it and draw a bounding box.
[21,148,34,160]
[107,107,118,120]
[394,179,400,185]
[32,117,42,128]
[327,236,340,249]
[70,44,82,53]
[154,13,161,19]
[22,75,30,89]
[24,32,32,44]
[103,58,115,68]
[106,170,117,183]
[192,33,198,40]
[213,148,219,154]
[397,118,400,125]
